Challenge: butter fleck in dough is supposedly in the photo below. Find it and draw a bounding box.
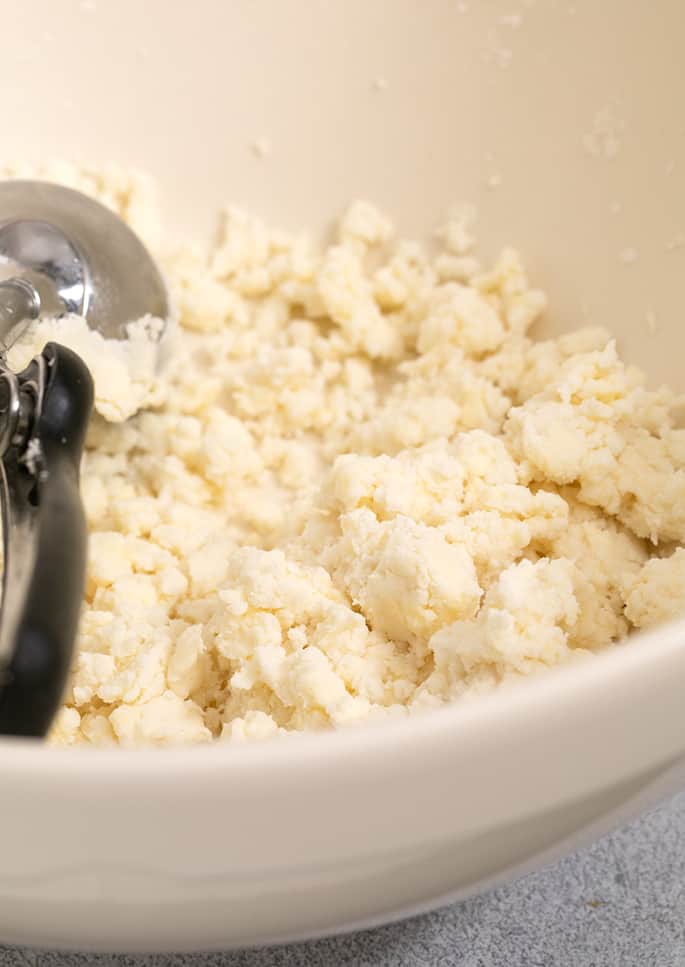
[7,164,682,747]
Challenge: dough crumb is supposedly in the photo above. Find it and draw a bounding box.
[624,549,685,630]
[250,137,272,159]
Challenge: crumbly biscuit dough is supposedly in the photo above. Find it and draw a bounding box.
[4,164,681,746]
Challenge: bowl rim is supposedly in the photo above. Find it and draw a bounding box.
[1,614,684,778]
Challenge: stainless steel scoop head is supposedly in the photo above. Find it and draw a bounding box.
[0,180,169,348]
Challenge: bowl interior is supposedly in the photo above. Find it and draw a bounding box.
[0,0,684,762]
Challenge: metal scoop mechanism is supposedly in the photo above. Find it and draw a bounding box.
[0,181,169,736]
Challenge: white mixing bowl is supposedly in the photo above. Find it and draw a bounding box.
[1,0,684,953]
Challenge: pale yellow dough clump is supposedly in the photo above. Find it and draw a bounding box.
[7,165,683,747]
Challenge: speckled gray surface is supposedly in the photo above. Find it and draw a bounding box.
[3,791,684,967]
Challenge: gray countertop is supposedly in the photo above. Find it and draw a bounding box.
[4,790,684,967]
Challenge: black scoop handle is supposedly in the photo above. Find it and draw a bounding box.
[0,343,93,736]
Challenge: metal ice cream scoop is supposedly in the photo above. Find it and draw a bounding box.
[0,181,169,736]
